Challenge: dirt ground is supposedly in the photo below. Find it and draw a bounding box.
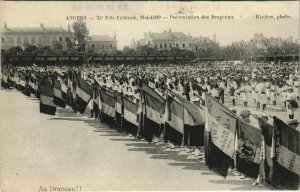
[1,88,294,191]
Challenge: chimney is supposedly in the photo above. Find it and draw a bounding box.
[40,23,44,30]
[4,22,7,29]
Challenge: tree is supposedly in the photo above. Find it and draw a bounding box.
[123,46,135,55]
[24,45,38,55]
[8,46,23,56]
[72,20,89,51]
[37,45,51,55]
[66,37,74,50]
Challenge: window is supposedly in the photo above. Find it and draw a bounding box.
[196,46,198,50]
[160,44,162,48]
[59,37,62,42]
[148,41,150,45]
[183,43,185,48]
[169,44,172,48]
[154,44,157,49]
[7,37,14,44]
[110,44,112,48]
[32,37,36,44]
[189,43,191,47]
[102,44,104,48]
[176,44,178,47]
[24,36,29,43]
[17,37,21,44]
[164,44,167,48]
[91,44,95,48]
[1,38,4,43]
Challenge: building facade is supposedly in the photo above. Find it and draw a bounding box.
[192,35,218,51]
[1,23,72,51]
[135,28,194,51]
[85,34,117,55]
[250,33,297,49]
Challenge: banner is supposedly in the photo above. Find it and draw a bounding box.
[19,72,27,92]
[61,81,68,101]
[205,93,237,158]
[237,119,261,178]
[76,77,92,114]
[168,98,184,134]
[53,80,66,108]
[259,117,274,183]
[100,89,116,118]
[123,97,139,126]
[144,91,164,124]
[39,81,56,115]
[115,93,123,130]
[28,73,38,96]
[2,68,8,84]
[272,117,299,189]
[142,83,165,141]
[175,94,205,126]
[164,93,184,146]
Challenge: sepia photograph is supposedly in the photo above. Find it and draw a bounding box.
[0,1,299,191]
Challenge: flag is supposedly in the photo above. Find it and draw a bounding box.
[175,93,205,147]
[1,67,9,88]
[28,73,38,96]
[236,119,261,178]
[19,72,27,93]
[205,93,236,177]
[14,71,20,90]
[61,80,68,102]
[100,88,116,125]
[123,96,139,135]
[164,92,184,146]
[258,117,274,184]
[39,80,56,115]
[53,79,66,108]
[76,76,92,114]
[142,83,165,141]
[115,93,123,131]
[205,93,237,157]
[272,117,299,190]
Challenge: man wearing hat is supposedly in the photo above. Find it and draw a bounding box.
[286,87,297,119]
[270,81,277,106]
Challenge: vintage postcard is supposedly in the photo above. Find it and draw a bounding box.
[0,1,299,192]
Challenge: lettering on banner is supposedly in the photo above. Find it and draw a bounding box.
[206,98,213,112]
[223,118,231,130]
[221,130,229,149]
[211,120,219,140]
[288,153,296,170]
[148,108,153,119]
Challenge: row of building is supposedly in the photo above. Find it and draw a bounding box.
[1,23,219,54]
[1,23,298,55]
[232,33,298,49]
[130,28,217,52]
[1,23,118,54]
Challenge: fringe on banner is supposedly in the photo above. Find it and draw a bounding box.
[204,130,234,177]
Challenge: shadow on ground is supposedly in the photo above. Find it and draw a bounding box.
[18,97,273,190]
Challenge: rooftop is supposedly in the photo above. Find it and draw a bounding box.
[87,35,116,42]
[146,29,193,41]
[1,23,71,34]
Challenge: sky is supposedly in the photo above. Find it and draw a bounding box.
[0,1,299,49]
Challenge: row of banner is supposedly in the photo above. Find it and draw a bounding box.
[1,67,299,190]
